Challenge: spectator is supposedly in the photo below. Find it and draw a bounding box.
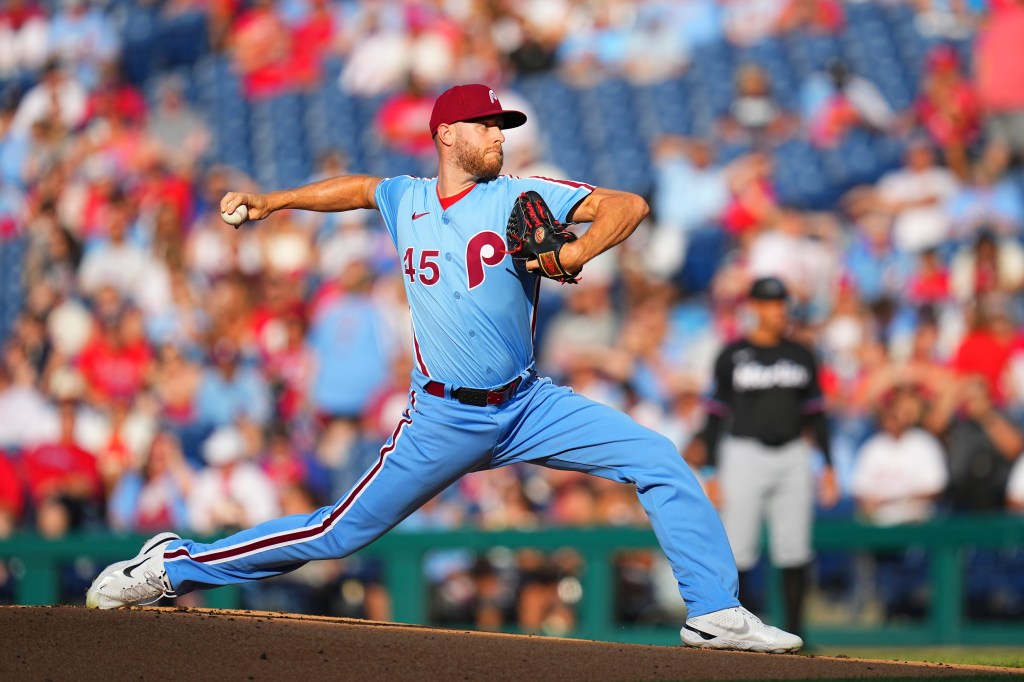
[228,0,294,99]
[947,155,1024,240]
[108,431,193,532]
[47,0,120,90]
[803,58,896,149]
[843,211,915,305]
[975,0,1024,159]
[308,262,396,420]
[622,5,692,84]
[648,137,732,279]
[77,305,152,407]
[84,62,146,127]
[502,15,558,76]
[19,398,104,529]
[540,281,617,379]
[850,385,949,526]
[906,247,950,305]
[0,0,50,86]
[653,374,707,453]
[25,207,82,299]
[10,58,86,135]
[0,360,52,450]
[187,425,279,534]
[652,137,731,237]
[288,0,341,89]
[721,64,793,146]
[194,337,272,429]
[260,423,310,492]
[721,152,780,237]
[949,230,1024,302]
[746,208,839,315]
[76,199,156,301]
[950,293,1019,403]
[852,138,960,253]
[145,74,211,172]
[375,77,436,157]
[915,45,980,178]
[924,374,1023,512]
[146,268,207,349]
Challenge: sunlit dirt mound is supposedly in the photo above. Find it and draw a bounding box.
[1,606,1016,681]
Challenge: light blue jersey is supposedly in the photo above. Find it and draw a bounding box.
[162,174,741,622]
[375,174,593,388]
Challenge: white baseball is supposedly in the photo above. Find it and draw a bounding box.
[481,243,494,259]
[221,204,249,226]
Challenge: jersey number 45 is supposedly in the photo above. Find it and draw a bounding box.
[403,248,440,286]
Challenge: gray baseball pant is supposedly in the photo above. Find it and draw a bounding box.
[718,436,815,570]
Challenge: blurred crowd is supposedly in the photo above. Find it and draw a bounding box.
[1,0,1024,631]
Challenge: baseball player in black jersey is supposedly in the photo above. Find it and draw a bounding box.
[686,276,839,641]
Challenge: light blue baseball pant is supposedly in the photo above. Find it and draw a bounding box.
[163,374,739,618]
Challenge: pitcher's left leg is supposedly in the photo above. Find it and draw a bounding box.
[494,379,737,618]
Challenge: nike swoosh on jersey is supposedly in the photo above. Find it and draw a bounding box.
[412,212,430,220]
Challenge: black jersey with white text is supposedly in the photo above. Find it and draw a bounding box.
[706,338,826,447]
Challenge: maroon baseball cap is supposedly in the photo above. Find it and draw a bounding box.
[428,84,527,137]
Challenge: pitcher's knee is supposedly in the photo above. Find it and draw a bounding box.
[642,435,691,475]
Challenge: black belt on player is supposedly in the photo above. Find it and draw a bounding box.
[424,375,527,407]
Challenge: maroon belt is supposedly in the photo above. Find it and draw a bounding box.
[424,376,524,407]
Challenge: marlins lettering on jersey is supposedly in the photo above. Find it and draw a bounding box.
[732,357,811,391]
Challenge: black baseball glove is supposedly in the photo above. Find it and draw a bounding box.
[505,191,580,283]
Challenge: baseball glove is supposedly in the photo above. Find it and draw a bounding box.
[505,191,580,283]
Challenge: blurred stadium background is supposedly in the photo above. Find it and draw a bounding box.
[1,0,1024,649]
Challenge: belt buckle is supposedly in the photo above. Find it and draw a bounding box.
[489,377,521,405]
[455,388,488,407]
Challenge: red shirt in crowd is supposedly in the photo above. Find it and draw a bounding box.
[290,7,336,87]
[722,180,778,235]
[0,2,45,30]
[231,6,294,99]
[79,334,152,403]
[20,441,102,505]
[85,83,148,126]
[951,330,1017,403]
[376,92,437,156]
[907,268,950,304]
[138,167,195,227]
[976,2,1024,112]
[917,80,979,147]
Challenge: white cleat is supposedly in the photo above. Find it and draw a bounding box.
[680,606,803,653]
[86,532,180,609]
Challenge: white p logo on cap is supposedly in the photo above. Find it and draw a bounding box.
[489,89,497,103]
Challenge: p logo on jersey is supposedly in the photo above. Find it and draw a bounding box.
[466,231,507,289]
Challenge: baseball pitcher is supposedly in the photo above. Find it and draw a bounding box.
[87,84,801,653]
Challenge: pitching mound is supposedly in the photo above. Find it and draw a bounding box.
[1,606,1017,681]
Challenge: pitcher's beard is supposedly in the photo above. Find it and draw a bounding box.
[452,137,503,180]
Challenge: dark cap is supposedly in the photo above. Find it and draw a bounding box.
[749,276,789,301]
[429,84,527,137]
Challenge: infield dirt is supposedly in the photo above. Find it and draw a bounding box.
[1,606,1019,681]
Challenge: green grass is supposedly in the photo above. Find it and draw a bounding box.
[814,647,1024,669]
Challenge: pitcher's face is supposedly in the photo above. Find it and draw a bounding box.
[450,118,505,180]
